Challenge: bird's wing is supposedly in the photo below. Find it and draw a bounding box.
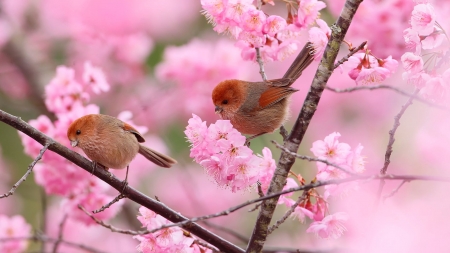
[122,123,146,143]
[258,85,299,109]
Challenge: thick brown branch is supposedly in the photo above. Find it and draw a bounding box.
[0,109,244,253]
[246,1,364,251]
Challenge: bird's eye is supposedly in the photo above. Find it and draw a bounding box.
[222,100,228,105]
[76,130,81,135]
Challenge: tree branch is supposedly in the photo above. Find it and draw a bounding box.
[0,109,244,253]
[271,141,356,175]
[133,173,450,234]
[0,142,52,198]
[246,1,364,251]
[333,41,367,70]
[375,90,418,205]
[326,85,450,111]
[0,235,106,253]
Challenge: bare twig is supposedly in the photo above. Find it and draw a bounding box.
[248,203,262,212]
[135,174,450,234]
[271,141,356,175]
[267,193,307,235]
[255,47,267,81]
[257,183,264,197]
[326,85,450,111]
[376,90,418,205]
[383,180,409,200]
[201,221,249,244]
[78,205,150,235]
[51,214,67,253]
[0,235,106,253]
[333,41,367,70]
[279,125,289,141]
[92,194,125,214]
[0,142,52,198]
[0,109,244,253]
[193,239,220,252]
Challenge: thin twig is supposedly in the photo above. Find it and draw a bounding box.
[376,89,418,206]
[0,142,52,198]
[248,203,262,212]
[279,125,289,141]
[193,239,220,252]
[0,235,106,253]
[138,173,450,234]
[326,85,450,111]
[201,221,249,244]
[257,183,264,197]
[383,180,409,201]
[51,214,67,253]
[255,47,268,81]
[333,41,367,70]
[92,194,125,214]
[267,193,307,235]
[271,140,357,175]
[78,205,150,235]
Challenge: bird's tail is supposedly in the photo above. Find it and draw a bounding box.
[283,42,314,83]
[138,145,177,168]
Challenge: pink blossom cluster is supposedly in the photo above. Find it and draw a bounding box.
[134,207,212,253]
[0,215,31,253]
[401,3,450,104]
[327,0,415,59]
[278,132,365,239]
[308,19,331,60]
[154,39,250,122]
[343,52,398,85]
[18,64,127,225]
[201,0,326,61]
[185,114,276,192]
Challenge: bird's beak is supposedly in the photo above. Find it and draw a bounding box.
[215,106,223,114]
[70,140,78,147]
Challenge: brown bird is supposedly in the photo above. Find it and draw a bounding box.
[212,42,314,140]
[67,114,176,187]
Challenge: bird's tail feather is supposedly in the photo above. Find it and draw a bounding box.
[283,42,314,83]
[138,145,177,168]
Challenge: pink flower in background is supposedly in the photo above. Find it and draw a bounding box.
[0,215,31,253]
[82,61,110,94]
[420,76,449,103]
[259,147,276,193]
[308,19,331,60]
[295,0,327,30]
[344,53,398,85]
[306,212,349,239]
[242,9,266,33]
[311,132,351,164]
[403,28,421,54]
[410,3,436,36]
[263,15,287,37]
[134,207,211,253]
[278,178,299,207]
[421,31,445,49]
[401,52,423,74]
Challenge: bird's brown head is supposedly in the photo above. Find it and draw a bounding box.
[67,114,97,148]
[211,80,246,119]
